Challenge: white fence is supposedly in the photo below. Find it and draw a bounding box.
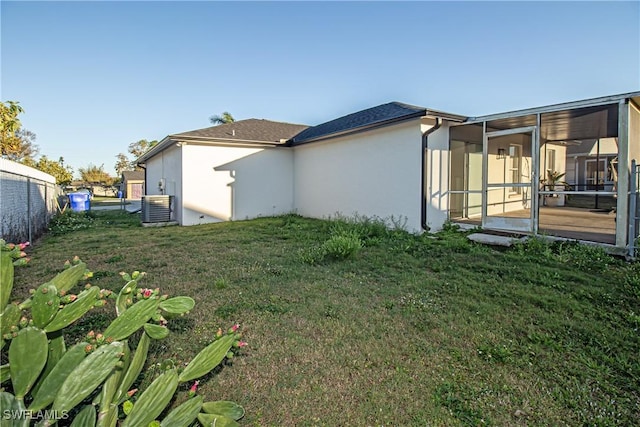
[0,159,62,243]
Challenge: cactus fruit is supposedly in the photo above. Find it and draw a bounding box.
[159,296,195,315]
[32,284,60,328]
[28,342,88,411]
[44,286,100,333]
[52,341,124,414]
[116,280,137,316]
[143,323,169,340]
[103,298,159,341]
[9,327,48,399]
[201,401,245,421]
[178,334,235,383]
[160,395,203,427]
[197,413,239,427]
[121,369,179,427]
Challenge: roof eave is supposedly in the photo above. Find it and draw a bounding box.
[170,134,286,146]
[466,91,640,123]
[424,109,468,122]
[136,135,285,165]
[136,136,172,164]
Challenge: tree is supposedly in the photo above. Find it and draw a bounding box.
[115,153,131,176]
[128,139,158,159]
[79,163,115,186]
[115,139,158,174]
[23,156,73,186]
[209,111,235,125]
[0,101,39,162]
[23,156,73,185]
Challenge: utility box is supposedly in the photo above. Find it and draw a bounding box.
[141,195,173,223]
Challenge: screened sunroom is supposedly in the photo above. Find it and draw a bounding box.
[443,92,640,256]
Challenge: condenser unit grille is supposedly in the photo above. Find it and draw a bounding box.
[142,195,173,223]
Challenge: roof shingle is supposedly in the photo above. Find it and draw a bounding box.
[173,119,308,144]
[122,170,144,180]
[290,102,426,145]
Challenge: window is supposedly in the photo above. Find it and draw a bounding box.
[509,144,521,194]
[586,159,606,190]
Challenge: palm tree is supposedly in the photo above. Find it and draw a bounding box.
[209,112,235,125]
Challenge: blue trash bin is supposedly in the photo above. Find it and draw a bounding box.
[69,193,90,212]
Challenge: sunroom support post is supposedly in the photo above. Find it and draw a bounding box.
[533,113,541,235]
[616,99,629,248]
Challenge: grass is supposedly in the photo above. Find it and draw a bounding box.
[12,211,640,426]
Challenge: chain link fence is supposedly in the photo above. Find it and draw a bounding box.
[1,159,62,243]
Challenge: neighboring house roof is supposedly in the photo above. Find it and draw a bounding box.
[290,102,427,145]
[122,170,145,181]
[138,119,308,163]
[173,119,308,144]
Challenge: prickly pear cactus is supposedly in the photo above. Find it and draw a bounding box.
[52,341,125,413]
[31,283,60,328]
[103,297,159,340]
[122,369,179,427]
[28,342,89,411]
[9,327,48,399]
[0,242,247,426]
[161,395,203,427]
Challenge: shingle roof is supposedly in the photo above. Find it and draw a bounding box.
[122,170,144,181]
[172,119,308,144]
[289,102,426,145]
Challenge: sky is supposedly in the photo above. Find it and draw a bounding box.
[2,1,639,178]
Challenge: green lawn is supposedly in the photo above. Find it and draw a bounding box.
[13,211,640,426]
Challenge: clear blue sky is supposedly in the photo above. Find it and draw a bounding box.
[2,1,639,177]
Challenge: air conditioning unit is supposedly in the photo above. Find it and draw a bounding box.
[141,195,173,223]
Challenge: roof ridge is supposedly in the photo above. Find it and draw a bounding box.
[390,101,427,110]
[290,101,427,145]
[172,118,308,137]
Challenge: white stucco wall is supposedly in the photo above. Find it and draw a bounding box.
[424,122,450,232]
[293,120,424,232]
[180,144,293,226]
[144,144,183,223]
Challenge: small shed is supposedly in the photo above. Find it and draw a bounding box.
[121,170,145,199]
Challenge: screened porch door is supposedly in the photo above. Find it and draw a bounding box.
[482,126,537,232]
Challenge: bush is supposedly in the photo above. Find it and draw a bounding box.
[0,240,247,426]
[48,211,96,235]
[329,215,389,247]
[322,231,363,260]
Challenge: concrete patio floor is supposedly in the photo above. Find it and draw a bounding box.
[454,206,617,244]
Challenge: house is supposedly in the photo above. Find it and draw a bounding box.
[120,170,145,199]
[137,119,307,225]
[138,91,640,255]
